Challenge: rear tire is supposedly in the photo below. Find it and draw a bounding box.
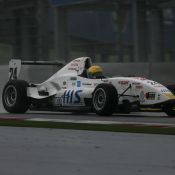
[2,80,30,113]
[92,84,118,116]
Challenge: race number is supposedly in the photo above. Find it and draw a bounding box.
[9,59,21,80]
[9,67,17,80]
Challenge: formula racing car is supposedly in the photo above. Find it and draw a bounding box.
[2,57,175,116]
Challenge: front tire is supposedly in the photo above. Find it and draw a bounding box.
[92,84,118,116]
[118,100,131,114]
[2,80,30,113]
[163,103,175,117]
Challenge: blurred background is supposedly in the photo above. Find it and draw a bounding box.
[0,0,175,64]
[0,0,175,85]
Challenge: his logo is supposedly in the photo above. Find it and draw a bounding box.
[55,90,82,106]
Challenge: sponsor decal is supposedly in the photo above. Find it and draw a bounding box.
[139,91,145,102]
[145,92,156,100]
[70,77,77,81]
[136,85,143,89]
[132,82,140,85]
[146,81,160,86]
[70,63,78,67]
[154,85,164,88]
[54,90,82,106]
[118,81,129,85]
[82,83,92,86]
[77,80,81,87]
[102,79,109,83]
[62,81,67,89]
[133,77,147,80]
[161,89,169,93]
[68,67,78,71]
[72,82,76,86]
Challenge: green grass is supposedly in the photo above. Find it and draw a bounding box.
[0,119,175,135]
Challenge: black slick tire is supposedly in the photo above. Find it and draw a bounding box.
[2,80,30,113]
[92,83,118,116]
[163,103,175,117]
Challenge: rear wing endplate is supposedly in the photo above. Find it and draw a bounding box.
[9,59,64,80]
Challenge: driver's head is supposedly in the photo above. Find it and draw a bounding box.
[87,65,103,79]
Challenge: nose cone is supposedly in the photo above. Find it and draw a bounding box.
[163,92,175,100]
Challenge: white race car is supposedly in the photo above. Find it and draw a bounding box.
[2,57,175,116]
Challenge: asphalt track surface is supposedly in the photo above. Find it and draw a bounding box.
[0,112,175,175]
[0,111,175,126]
[0,127,175,175]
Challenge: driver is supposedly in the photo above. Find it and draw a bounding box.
[87,65,104,79]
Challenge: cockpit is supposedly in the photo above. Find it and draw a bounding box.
[79,58,105,79]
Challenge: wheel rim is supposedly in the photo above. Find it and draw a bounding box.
[93,88,106,111]
[4,85,17,107]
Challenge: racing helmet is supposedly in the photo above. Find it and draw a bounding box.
[87,65,103,79]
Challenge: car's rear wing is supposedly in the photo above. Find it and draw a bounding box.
[9,59,64,80]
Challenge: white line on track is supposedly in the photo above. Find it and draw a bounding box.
[26,118,175,128]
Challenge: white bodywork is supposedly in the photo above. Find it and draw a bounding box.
[22,57,175,108]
